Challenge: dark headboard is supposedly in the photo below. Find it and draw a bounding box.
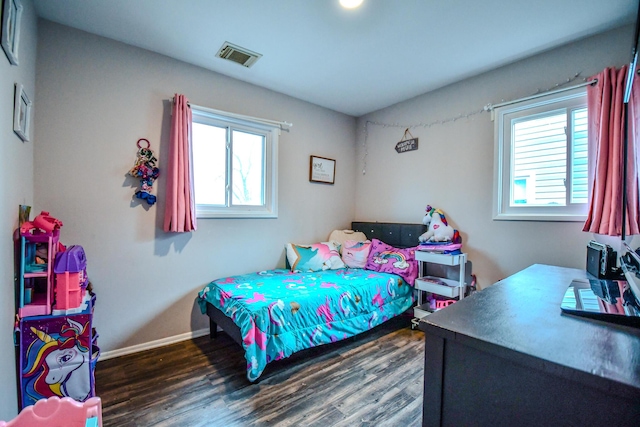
[351,222,426,248]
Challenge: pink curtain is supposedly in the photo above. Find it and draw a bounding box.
[583,66,640,236]
[163,94,197,232]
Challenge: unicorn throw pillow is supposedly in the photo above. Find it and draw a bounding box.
[342,240,372,268]
[364,239,418,285]
[286,241,345,272]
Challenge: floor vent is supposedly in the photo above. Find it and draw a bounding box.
[216,42,262,68]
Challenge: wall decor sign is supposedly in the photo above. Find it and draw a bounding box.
[14,83,31,141]
[309,155,336,184]
[1,0,22,65]
[395,128,419,153]
[395,138,418,153]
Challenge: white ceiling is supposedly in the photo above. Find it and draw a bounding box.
[33,0,638,117]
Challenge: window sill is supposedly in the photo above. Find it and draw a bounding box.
[196,207,277,219]
[493,212,587,222]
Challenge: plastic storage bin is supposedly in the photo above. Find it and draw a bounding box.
[18,310,96,409]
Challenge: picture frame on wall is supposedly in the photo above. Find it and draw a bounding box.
[1,0,23,65]
[309,155,336,184]
[14,83,31,141]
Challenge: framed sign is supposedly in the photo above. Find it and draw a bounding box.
[1,0,22,65]
[309,155,335,184]
[395,138,418,153]
[14,83,31,141]
[395,128,418,153]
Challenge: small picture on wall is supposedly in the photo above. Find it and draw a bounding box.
[1,0,23,65]
[309,155,336,184]
[14,83,31,141]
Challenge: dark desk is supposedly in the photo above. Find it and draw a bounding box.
[419,264,640,427]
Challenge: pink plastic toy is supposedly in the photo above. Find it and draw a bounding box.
[435,300,455,310]
[53,246,88,311]
[0,396,102,427]
[428,295,456,311]
[20,211,63,237]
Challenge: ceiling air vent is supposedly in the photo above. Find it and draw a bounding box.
[216,42,262,68]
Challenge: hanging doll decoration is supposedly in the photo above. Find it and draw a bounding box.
[129,138,160,206]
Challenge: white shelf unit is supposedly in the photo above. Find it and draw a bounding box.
[413,251,467,322]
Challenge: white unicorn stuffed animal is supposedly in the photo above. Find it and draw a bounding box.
[419,205,455,242]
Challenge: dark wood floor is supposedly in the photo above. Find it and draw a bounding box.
[95,316,425,427]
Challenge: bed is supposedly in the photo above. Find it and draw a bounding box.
[197,222,426,381]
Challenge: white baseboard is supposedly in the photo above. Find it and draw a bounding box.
[99,327,210,361]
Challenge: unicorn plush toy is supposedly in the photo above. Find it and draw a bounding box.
[419,205,455,242]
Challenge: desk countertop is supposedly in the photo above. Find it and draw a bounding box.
[419,264,640,398]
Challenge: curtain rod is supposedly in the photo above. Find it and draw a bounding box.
[485,79,598,112]
[170,97,293,130]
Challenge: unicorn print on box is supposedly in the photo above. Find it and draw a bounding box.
[21,316,92,407]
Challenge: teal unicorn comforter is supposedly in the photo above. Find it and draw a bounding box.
[197,268,414,381]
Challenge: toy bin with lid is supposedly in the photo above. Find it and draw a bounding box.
[53,245,87,310]
[18,313,94,409]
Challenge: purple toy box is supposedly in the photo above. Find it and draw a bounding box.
[53,245,88,311]
[18,310,98,409]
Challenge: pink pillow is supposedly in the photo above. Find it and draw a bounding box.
[365,239,418,285]
[342,240,371,268]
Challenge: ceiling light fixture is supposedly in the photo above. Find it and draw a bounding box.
[339,0,364,9]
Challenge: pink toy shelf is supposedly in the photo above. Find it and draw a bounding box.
[17,230,60,318]
[14,210,99,411]
[53,246,88,312]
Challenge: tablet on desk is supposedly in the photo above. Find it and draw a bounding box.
[560,278,640,327]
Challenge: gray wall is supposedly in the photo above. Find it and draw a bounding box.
[34,21,357,358]
[356,25,634,288]
[0,0,37,419]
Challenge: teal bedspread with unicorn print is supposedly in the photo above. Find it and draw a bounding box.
[197,268,414,381]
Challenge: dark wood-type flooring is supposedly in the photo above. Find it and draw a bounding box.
[95,316,425,427]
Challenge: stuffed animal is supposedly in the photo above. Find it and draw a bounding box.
[129,139,160,206]
[419,205,455,242]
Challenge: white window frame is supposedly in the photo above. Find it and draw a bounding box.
[492,87,588,221]
[191,106,278,219]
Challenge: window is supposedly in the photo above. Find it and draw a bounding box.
[191,106,278,218]
[493,87,588,221]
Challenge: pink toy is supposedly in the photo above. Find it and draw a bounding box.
[20,211,63,237]
[436,300,455,310]
[53,246,88,311]
[428,295,456,311]
[18,233,60,318]
[0,396,102,427]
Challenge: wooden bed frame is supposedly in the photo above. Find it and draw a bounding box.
[206,221,427,346]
